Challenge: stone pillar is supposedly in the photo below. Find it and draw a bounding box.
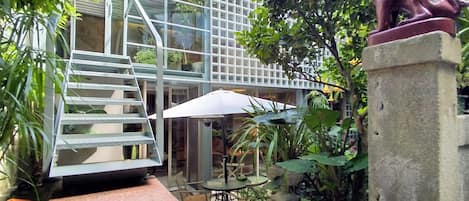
[362,31,461,201]
[457,115,469,200]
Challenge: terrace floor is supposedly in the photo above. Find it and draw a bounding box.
[51,175,177,201]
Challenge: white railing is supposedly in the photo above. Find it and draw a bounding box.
[125,0,164,160]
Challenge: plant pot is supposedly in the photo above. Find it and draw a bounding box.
[1,147,18,201]
[168,61,181,71]
[286,171,304,187]
[182,63,192,71]
[191,62,203,73]
[267,165,285,180]
[7,198,30,201]
[1,186,17,201]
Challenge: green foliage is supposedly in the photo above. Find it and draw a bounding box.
[235,0,374,86]
[301,153,348,166]
[230,102,314,169]
[304,109,340,130]
[174,0,204,26]
[457,8,469,89]
[235,2,373,199]
[240,93,367,201]
[276,159,316,174]
[238,186,270,201]
[134,49,183,66]
[345,153,368,173]
[134,49,157,64]
[0,0,75,199]
[168,51,183,64]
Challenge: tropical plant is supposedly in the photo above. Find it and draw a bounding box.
[232,91,368,200]
[457,8,469,89]
[234,1,374,199]
[237,186,270,201]
[230,102,313,169]
[0,0,75,199]
[275,109,366,200]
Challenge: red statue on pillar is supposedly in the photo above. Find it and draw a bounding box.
[369,0,469,45]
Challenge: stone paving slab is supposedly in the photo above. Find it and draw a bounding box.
[51,176,177,201]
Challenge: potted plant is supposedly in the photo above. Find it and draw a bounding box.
[134,48,157,64]
[167,51,183,70]
[181,61,192,71]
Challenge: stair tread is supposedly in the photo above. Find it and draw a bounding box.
[72,59,131,69]
[69,70,134,79]
[56,134,155,150]
[68,82,138,91]
[62,114,147,124]
[51,54,162,177]
[65,96,142,105]
[50,159,161,177]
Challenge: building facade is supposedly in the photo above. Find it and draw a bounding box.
[61,0,320,182]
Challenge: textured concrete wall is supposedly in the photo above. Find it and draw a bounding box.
[458,115,469,200]
[363,31,461,201]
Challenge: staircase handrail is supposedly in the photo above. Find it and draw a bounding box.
[125,0,164,156]
[54,54,74,136]
[125,0,163,69]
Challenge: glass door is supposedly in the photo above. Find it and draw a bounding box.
[169,88,189,177]
[73,0,113,53]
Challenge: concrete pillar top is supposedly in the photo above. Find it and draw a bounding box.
[362,31,461,71]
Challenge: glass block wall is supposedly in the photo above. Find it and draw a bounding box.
[210,0,321,89]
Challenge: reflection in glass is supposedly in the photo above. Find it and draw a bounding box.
[169,88,189,177]
[127,19,164,45]
[128,46,158,64]
[168,50,205,73]
[168,2,207,29]
[178,0,206,6]
[76,14,104,52]
[111,0,124,54]
[127,46,205,73]
[168,25,206,52]
[129,0,164,21]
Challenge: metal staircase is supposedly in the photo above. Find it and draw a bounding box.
[49,50,162,177]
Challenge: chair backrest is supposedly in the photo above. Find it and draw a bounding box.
[167,171,186,189]
[170,172,210,201]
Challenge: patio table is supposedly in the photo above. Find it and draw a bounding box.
[201,178,247,201]
[245,175,269,187]
[201,176,269,201]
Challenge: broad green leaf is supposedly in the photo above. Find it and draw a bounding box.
[264,177,282,191]
[301,153,348,166]
[304,108,340,130]
[276,159,316,174]
[345,153,368,173]
[307,144,321,154]
[341,118,353,130]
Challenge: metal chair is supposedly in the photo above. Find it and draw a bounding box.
[169,172,211,201]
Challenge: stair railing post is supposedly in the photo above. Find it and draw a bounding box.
[132,0,165,161]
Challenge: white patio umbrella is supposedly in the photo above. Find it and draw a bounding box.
[149,89,295,183]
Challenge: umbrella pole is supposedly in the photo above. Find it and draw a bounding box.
[221,116,228,184]
[256,136,260,177]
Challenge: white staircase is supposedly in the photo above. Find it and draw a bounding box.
[49,50,162,177]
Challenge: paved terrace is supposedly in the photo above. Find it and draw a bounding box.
[51,176,177,201]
